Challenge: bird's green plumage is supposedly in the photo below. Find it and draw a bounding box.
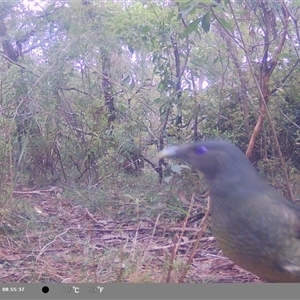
[158,140,300,282]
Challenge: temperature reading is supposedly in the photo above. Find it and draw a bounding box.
[62,286,79,293]
[87,286,104,293]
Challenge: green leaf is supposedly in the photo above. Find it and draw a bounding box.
[164,176,173,184]
[45,3,56,13]
[171,164,182,174]
[278,52,290,59]
[129,78,135,90]
[182,18,202,38]
[218,17,233,30]
[152,97,161,104]
[121,75,130,86]
[202,12,211,33]
[213,57,220,64]
[180,3,199,18]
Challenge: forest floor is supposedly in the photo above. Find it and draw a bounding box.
[0,168,271,283]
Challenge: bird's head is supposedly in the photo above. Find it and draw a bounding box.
[158,140,255,181]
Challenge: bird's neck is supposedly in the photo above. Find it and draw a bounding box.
[207,170,262,207]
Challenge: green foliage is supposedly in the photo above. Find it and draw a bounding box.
[0,0,299,189]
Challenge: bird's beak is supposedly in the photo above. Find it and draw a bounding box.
[157,146,180,160]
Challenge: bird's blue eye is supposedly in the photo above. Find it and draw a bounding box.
[195,145,207,155]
